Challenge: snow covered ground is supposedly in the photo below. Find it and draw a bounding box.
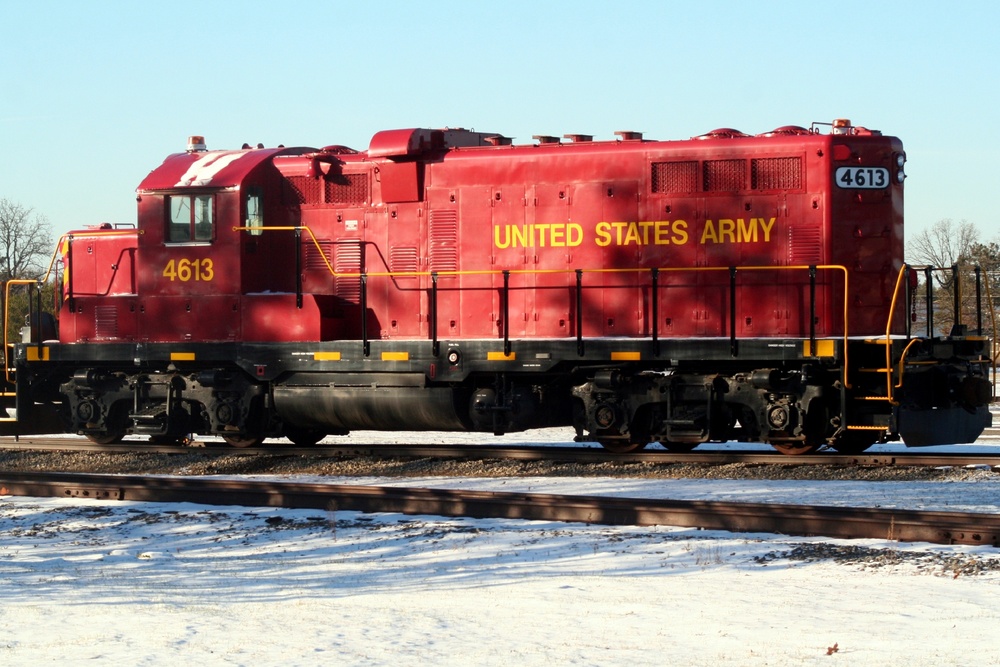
[4,431,1000,665]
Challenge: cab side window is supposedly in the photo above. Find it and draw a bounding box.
[167,194,213,242]
[245,188,263,236]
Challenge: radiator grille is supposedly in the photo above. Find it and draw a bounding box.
[326,173,369,205]
[651,161,699,194]
[703,159,746,192]
[284,174,369,205]
[284,176,321,205]
[752,157,802,190]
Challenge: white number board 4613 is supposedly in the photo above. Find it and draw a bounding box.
[835,166,889,189]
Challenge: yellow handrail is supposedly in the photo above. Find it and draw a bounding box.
[883,265,911,404]
[3,279,43,384]
[883,263,998,404]
[235,224,852,381]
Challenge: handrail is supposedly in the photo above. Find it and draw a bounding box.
[884,265,911,404]
[235,224,851,376]
[892,338,923,401]
[884,263,997,404]
[36,229,142,286]
[3,279,43,384]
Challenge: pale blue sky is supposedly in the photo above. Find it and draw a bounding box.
[2,0,997,242]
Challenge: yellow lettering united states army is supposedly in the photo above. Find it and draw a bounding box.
[494,223,584,248]
[699,217,776,244]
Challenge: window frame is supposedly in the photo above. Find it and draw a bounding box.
[244,187,264,236]
[166,193,215,243]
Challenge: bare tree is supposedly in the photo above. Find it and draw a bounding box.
[0,198,54,280]
[906,218,979,282]
[0,198,56,346]
[905,219,999,336]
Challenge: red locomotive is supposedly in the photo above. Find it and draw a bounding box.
[3,119,993,453]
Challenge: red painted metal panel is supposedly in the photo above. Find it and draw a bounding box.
[62,228,138,298]
[240,294,346,343]
[59,296,137,342]
[378,161,421,203]
[138,296,240,342]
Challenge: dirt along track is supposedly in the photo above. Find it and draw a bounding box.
[3,434,1000,471]
[2,416,999,545]
[1,470,998,547]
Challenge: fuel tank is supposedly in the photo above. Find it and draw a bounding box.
[272,373,469,431]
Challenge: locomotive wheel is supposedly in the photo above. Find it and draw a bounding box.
[598,439,649,454]
[223,434,266,448]
[771,442,820,456]
[86,430,126,445]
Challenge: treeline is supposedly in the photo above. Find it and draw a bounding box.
[905,219,1000,340]
[0,198,55,345]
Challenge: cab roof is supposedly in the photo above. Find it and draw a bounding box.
[137,147,313,192]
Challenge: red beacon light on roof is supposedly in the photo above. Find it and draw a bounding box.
[832,119,852,135]
[187,135,207,152]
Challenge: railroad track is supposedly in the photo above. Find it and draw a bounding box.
[3,436,1000,468]
[0,471,997,547]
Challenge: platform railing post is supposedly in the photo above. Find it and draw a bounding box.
[294,228,303,309]
[904,264,912,340]
[729,266,737,357]
[975,265,983,335]
[431,272,439,356]
[925,266,933,337]
[952,264,961,333]
[651,267,659,357]
[502,270,510,356]
[809,265,817,353]
[361,273,370,357]
[576,269,584,356]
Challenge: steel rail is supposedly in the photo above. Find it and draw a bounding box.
[0,471,997,547]
[2,437,1000,468]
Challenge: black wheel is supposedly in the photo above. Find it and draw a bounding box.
[223,434,265,448]
[85,404,127,445]
[86,430,125,445]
